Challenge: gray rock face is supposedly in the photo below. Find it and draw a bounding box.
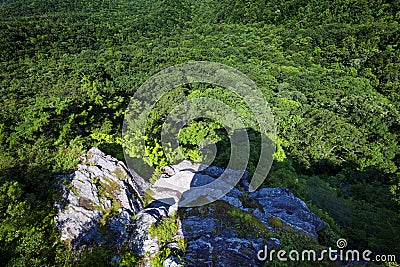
[55,149,325,266]
[129,205,169,257]
[181,215,265,267]
[153,162,325,267]
[164,256,183,267]
[151,161,249,210]
[55,147,148,249]
[249,188,325,239]
[155,162,324,239]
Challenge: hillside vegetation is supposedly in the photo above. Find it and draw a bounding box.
[0,0,399,265]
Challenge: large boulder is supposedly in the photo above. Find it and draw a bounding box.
[153,161,324,239]
[150,161,325,266]
[55,148,326,266]
[249,188,325,239]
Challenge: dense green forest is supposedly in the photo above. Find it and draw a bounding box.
[0,0,399,265]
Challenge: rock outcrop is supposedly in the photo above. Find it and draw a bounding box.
[55,147,147,249]
[55,148,325,266]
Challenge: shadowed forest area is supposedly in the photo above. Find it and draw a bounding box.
[0,0,399,265]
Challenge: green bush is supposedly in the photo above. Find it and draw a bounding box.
[118,251,141,267]
[79,246,112,267]
[148,213,179,247]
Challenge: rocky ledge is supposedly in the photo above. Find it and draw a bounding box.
[55,148,325,266]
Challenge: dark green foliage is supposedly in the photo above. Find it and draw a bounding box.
[149,213,180,247]
[118,251,141,267]
[0,0,399,265]
[79,246,113,267]
[148,213,185,267]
